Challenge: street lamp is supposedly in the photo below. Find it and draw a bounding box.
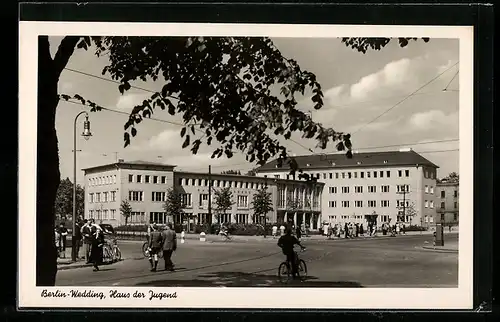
[72,112,92,262]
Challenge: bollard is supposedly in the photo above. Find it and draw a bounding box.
[181,230,185,244]
[200,232,206,242]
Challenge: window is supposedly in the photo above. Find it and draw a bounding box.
[342,172,345,179]
[373,171,377,178]
[454,190,458,198]
[424,215,429,223]
[153,176,158,184]
[405,170,410,177]
[180,193,192,208]
[381,185,390,193]
[441,202,445,209]
[150,212,166,224]
[355,200,363,207]
[368,185,376,193]
[95,193,101,202]
[102,209,108,220]
[110,209,116,220]
[341,186,350,193]
[237,195,248,208]
[323,173,327,179]
[368,200,376,207]
[219,213,231,224]
[367,172,371,178]
[441,214,445,222]
[397,200,410,208]
[354,172,358,178]
[136,175,142,183]
[274,175,280,179]
[161,176,167,184]
[110,191,116,202]
[397,184,410,193]
[380,171,384,178]
[429,216,434,223]
[329,201,337,208]
[430,186,434,194]
[425,200,429,208]
[441,191,445,198]
[425,185,429,193]
[235,214,249,224]
[348,172,352,179]
[335,173,339,179]
[398,170,402,177]
[341,201,350,208]
[128,191,144,202]
[103,192,108,202]
[430,201,434,208]
[197,213,212,224]
[386,170,390,178]
[329,187,337,194]
[329,173,333,179]
[355,186,363,193]
[199,194,209,207]
[89,193,94,203]
[360,172,364,179]
[454,213,458,221]
[380,215,389,222]
[381,200,390,207]
[152,191,166,202]
[113,175,117,184]
[454,201,458,209]
[128,174,133,183]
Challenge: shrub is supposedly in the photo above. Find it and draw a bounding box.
[115,224,148,232]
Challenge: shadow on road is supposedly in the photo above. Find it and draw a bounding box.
[135,271,363,288]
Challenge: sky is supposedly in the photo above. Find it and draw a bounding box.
[50,37,460,185]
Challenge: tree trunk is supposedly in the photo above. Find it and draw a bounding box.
[36,37,61,286]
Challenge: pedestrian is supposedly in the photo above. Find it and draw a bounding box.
[148,224,163,272]
[161,222,177,271]
[272,224,278,239]
[57,223,68,259]
[305,224,310,237]
[89,225,104,271]
[396,222,401,235]
[448,224,452,232]
[296,225,302,240]
[327,223,333,240]
[80,219,92,263]
[323,222,328,236]
[74,217,83,259]
[54,227,61,258]
[402,223,406,235]
[355,223,359,238]
[382,223,387,236]
[359,223,364,237]
[279,224,285,236]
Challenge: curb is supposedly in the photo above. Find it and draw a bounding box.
[57,259,128,271]
[421,246,458,253]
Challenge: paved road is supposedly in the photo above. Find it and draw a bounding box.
[56,233,458,288]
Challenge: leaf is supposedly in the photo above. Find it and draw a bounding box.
[131,127,137,137]
[180,127,186,138]
[182,135,190,149]
[336,141,345,151]
[124,132,130,147]
[191,125,196,135]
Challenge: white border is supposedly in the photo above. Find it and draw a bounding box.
[19,22,474,309]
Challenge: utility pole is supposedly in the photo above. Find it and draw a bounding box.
[208,165,212,225]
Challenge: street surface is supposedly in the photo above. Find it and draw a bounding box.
[56,233,458,288]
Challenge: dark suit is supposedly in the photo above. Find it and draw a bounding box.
[161,228,177,270]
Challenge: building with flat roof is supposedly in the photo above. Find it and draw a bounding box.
[435,179,459,226]
[254,148,439,228]
[82,160,325,230]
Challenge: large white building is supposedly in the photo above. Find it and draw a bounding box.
[82,160,324,231]
[254,148,439,227]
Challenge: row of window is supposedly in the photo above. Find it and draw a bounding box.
[438,201,459,209]
[119,212,263,225]
[89,175,117,186]
[128,174,168,184]
[88,209,117,220]
[440,190,459,198]
[328,184,410,194]
[126,191,250,209]
[326,214,414,223]
[89,191,117,203]
[278,169,413,181]
[328,200,411,208]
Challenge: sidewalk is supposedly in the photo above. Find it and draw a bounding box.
[422,240,459,253]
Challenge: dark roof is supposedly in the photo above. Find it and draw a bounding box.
[255,150,439,172]
[82,160,177,172]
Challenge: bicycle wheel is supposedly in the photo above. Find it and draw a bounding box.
[278,262,290,283]
[297,259,308,280]
[142,242,149,257]
[103,245,112,263]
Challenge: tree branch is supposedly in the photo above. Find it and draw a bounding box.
[53,36,81,78]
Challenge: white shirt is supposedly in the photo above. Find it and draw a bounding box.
[272,226,277,233]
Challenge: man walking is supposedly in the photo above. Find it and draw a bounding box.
[80,219,92,263]
[148,224,163,272]
[161,223,177,271]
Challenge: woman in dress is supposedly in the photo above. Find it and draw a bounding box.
[89,225,104,271]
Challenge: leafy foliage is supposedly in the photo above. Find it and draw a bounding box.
[53,177,85,220]
[251,186,274,223]
[341,37,430,54]
[163,187,184,221]
[213,187,235,222]
[440,172,459,183]
[119,200,132,225]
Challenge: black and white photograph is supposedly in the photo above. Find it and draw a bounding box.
[19,21,474,309]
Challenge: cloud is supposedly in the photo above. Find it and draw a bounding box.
[146,129,182,150]
[408,109,458,131]
[116,93,152,110]
[59,81,74,93]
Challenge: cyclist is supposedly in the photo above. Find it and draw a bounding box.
[148,224,163,272]
[277,228,306,280]
[219,224,230,239]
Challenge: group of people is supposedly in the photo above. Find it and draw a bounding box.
[272,223,309,240]
[146,222,178,272]
[320,222,379,239]
[381,222,406,236]
[54,223,69,258]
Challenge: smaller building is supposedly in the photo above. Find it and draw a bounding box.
[435,179,459,226]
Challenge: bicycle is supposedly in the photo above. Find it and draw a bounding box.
[142,241,164,258]
[218,230,232,242]
[102,238,122,263]
[278,247,307,283]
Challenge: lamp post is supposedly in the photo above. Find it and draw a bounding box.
[72,111,92,262]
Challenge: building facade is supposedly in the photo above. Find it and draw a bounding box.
[435,179,459,226]
[254,149,439,228]
[83,160,324,230]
